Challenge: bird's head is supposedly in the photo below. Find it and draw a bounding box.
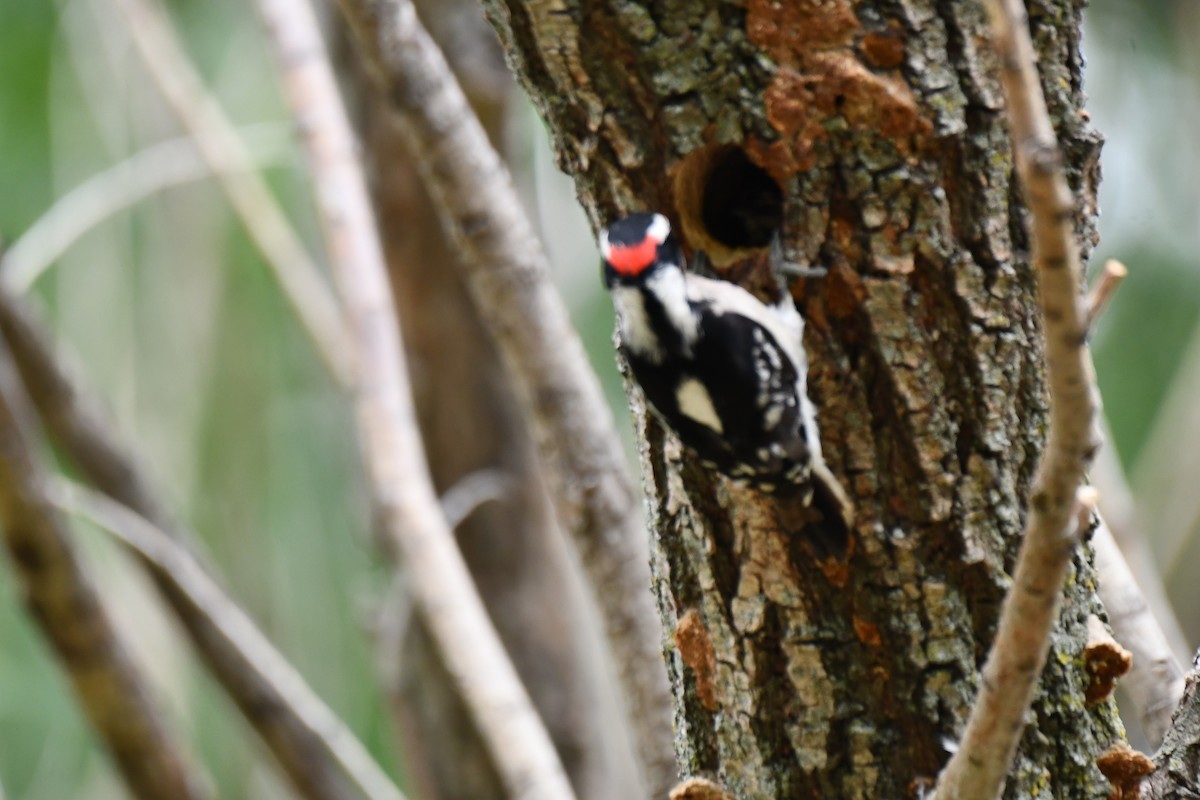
[599,212,682,288]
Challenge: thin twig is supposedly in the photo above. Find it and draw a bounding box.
[1085,259,1128,334]
[1093,516,1186,745]
[0,338,209,800]
[0,288,392,800]
[438,468,513,532]
[331,1,676,792]
[0,125,294,292]
[374,469,513,707]
[110,0,355,387]
[257,1,577,798]
[53,479,408,800]
[933,1,1100,798]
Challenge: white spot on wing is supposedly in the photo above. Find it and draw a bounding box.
[686,272,822,455]
[686,273,806,374]
[645,267,698,351]
[676,378,723,434]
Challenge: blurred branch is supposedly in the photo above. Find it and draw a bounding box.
[330,1,676,791]
[0,289,172,524]
[53,479,408,800]
[0,124,293,292]
[1085,264,1188,743]
[110,0,355,387]
[934,0,1099,797]
[0,288,394,800]
[1143,660,1200,799]
[373,568,414,700]
[1093,516,1186,746]
[1135,291,1200,575]
[257,1,577,798]
[437,468,513,532]
[1092,410,1191,666]
[0,338,209,800]
[373,469,513,725]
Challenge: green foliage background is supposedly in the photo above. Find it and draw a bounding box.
[0,0,1196,796]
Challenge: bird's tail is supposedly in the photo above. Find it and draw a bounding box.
[773,461,854,560]
[810,462,854,558]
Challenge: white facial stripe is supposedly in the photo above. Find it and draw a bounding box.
[599,229,611,260]
[611,285,662,362]
[676,378,723,434]
[645,267,699,350]
[648,213,671,244]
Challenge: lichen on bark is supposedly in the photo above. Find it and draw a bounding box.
[483,0,1123,797]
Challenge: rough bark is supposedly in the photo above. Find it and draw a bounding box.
[338,5,640,799]
[482,1,1123,798]
[1144,665,1200,799]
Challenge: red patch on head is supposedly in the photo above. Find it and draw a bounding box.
[607,237,657,276]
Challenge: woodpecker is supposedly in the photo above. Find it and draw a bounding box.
[600,212,852,546]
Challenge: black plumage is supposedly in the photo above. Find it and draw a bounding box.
[600,213,853,555]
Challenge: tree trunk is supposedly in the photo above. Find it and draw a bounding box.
[482,1,1123,797]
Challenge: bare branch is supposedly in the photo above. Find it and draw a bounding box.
[933,1,1100,797]
[53,480,408,800]
[0,289,391,800]
[1084,259,1128,334]
[256,1,577,798]
[330,1,676,791]
[0,125,294,292]
[0,289,171,523]
[110,0,355,387]
[1093,517,1186,746]
[0,339,208,800]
